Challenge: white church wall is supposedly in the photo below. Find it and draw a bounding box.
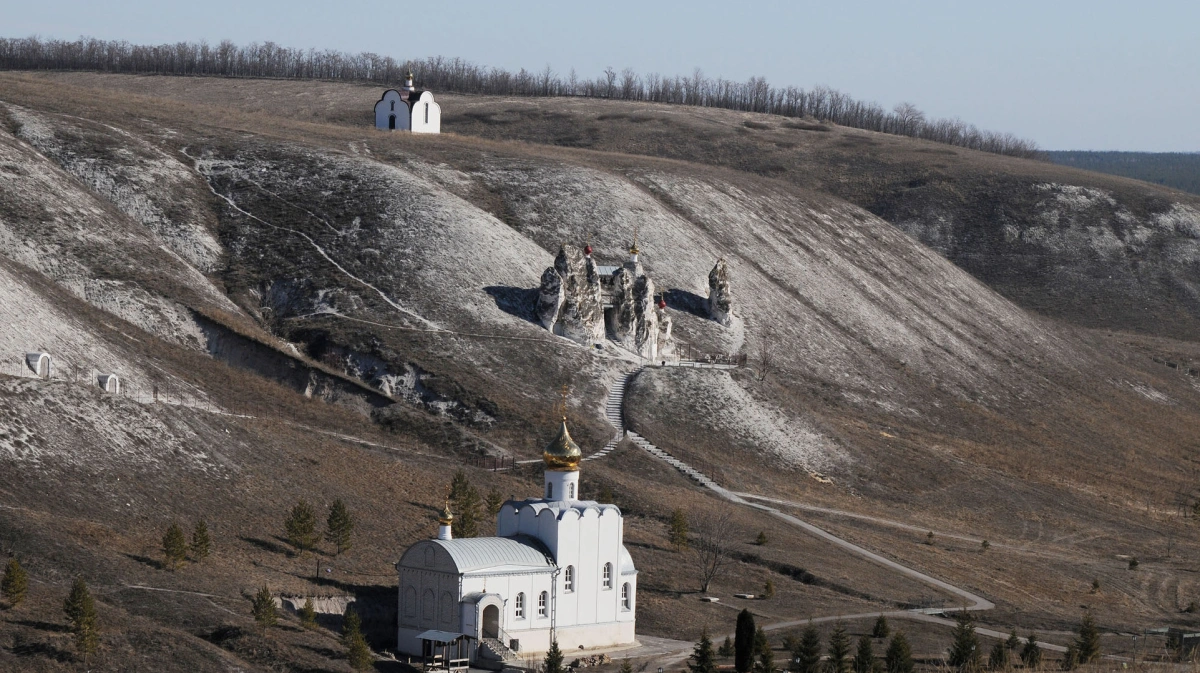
[410,92,441,134]
[374,90,413,131]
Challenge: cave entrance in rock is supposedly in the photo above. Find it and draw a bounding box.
[482,604,499,640]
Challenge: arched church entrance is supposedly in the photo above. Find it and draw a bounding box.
[481,604,499,640]
[389,114,397,130]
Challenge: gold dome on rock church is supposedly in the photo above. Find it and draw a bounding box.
[543,419,582,471]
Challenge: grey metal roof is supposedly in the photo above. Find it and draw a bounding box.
[596,265,620,276]
[432,535,553,573]
[416,629,469,643]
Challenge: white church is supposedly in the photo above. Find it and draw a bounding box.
[375,73,441,133]
[396,418,637,666]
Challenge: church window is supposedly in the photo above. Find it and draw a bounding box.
[515,592,525,618]
[390,100,395,111]
[425,102,430,123]
[568,482,575,499]
[621,583,631,610]
[546,482,553,499]
[564,565,575,592]
[603,563,612,589]
[538,591,548,617]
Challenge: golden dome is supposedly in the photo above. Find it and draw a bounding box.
[437,503,454,526]
[543,419,582,471]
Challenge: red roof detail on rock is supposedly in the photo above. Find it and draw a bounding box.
[584,244,593,256]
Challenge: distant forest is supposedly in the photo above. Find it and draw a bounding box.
[0,36,1042,159]
[1046,152,1200,196]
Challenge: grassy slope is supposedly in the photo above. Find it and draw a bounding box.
[0,73,1198,669]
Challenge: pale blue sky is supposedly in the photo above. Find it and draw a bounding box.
[3,0,1197,151]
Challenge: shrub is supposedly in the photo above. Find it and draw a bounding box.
[299,597,317,629]
[1020,634,1042,669]
[1128,557,1139,570]
[1,558,28,607]
[925,531,935,545]
[873,616,890,639]
[1090,578,1100,593]
[981,540,990,551]
[755,531,769,546]
[763,580,775,599]
[988,641,1009,670]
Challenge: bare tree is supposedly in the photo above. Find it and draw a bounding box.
[691,510,735,592]
[756,329,776,383]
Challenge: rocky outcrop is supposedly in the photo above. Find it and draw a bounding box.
[707,259,732,326]
[607,267,663,360]
[536,245,605,344]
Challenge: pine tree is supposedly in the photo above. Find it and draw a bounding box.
[873,616,890,639]
[755,626,770,656]
[988,641,1009,670]
[162,522,187,570]
[598,484,615,505]
[690,629,718,673]
[755,531,769,546]
[1074,612,1100,664]
[827,622,851,673]
[325,499,355,555]
[454,486,483,538]
[763,580,775,599]
[343,608,372,671]
[191,520,212,561]
[948,613,981,672]
[853,635,875,673]
[1005,631,1020,652]
[794,625,823,673]
[544,640,565,673]
[885,633,914,673]
[669,508,690,551]
[63,577,99,655]
[299,597,317,629]
[621,660,634,673]
[485,488,504,517]
[285,500,319,554]
[719,636,736,658]
[251,586,277,629]
[1020,634,1042,669]
[735,609,757,673]
[1,558,28,608]
[755,640,776,673]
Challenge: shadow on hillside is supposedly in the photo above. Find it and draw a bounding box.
[484,286,538,323]
[239,535,290,555]
[11,619,71,633]
[122,553,164,570]
[664,288,709,319]
[12,640,73,661]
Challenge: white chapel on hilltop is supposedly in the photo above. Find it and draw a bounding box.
[375,72,441,133]
[396,418,637,665]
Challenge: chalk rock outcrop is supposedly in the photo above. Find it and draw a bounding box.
[607,267,662,359]
[536,245,605,344]
[707,259,733,326]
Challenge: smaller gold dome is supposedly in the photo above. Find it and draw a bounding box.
[543,419,582,472]
[437,503,454,526]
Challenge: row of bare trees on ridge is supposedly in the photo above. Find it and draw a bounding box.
[0,36,1041,158]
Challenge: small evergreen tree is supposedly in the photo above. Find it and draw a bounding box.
[1074,611,1100,665]
[544,640,565,673]
[325,499,355,555]
[719,635,735,658]
[755,626,770,657]
[251,586,277,629]
[755,531,769,546]
[285,500,319,554]
[755,638,776,673]
[794,625,823,673]
[988,641,1009,670]
[1020,634,1042,669]
[1,558,28,608]
[448,472,483,539]
[299,597,317,629]
[827,622,851,673]
[1090,578,1100,593]
[597,484,615,505]
[981,540,990,551]
[948,613,981,672]
[1005,630,1021,652]
[485,488,504,517]
[690,629,718,673]
[1128,557,1138,570]
[63,577,99,655]
[885,633,914,673]
[735,609,757,673]
[162,521,188,570]
[343,608,372,670]
[621,660,634,673]
[1060,644,1078,671]
[669,508,690,551]
[873,616,890,639]
[926,531,935,545]
[763,580,775,599]
[191,520,212,561]
[853,635,875,673]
